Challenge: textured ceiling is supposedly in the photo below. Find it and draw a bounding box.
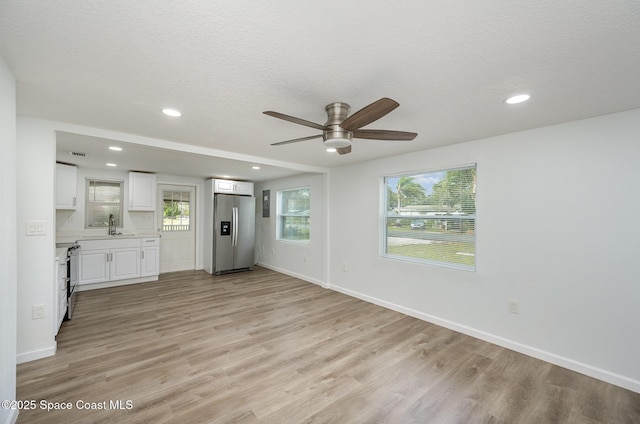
[1,1,640,178]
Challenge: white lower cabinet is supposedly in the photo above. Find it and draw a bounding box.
[110,247,141,280]
[79,249,110,284]
[78,237,159,286]
[140,238,160,277]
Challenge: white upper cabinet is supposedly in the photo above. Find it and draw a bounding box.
[129,171,157,211]
[56,163,78,210]
[212,179,254,196]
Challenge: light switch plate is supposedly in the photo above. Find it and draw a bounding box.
[25,220,47,236]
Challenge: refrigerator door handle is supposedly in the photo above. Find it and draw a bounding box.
[232,206,238,246]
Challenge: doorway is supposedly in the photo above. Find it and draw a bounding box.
[158,184,196,273]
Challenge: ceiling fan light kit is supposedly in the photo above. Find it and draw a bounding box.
[264,97,417,155]
[323,137,351,148]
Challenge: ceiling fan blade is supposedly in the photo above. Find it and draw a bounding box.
[270,134,323,146]
[336,145,352,155]
[353,129,417,141]
[263,111,326,130]
[340,98,399,131]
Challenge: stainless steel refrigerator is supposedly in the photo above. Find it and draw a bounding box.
[205,193,255,274]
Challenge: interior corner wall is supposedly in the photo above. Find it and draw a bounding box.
[254,173,326,285]
[0,53,18,424]
[327,108,640,393]
[16,116,57,363]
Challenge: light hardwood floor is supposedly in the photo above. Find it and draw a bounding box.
[16,267,640,423]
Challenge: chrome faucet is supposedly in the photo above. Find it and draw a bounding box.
[108,214,116,235]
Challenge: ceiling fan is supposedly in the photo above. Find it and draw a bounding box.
[264,97,417,155]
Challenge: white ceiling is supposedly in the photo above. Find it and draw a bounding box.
[2,1,640,180]
[54,131,305,181]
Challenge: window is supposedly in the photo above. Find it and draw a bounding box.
[383,165,476,270]
[162,189,191,231]
[85,179,123,228]
[278,187,310,242]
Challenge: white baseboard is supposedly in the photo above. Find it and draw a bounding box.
[78,275,158,291]
[328,283,640,394]
[16,342,56,364]
[256,262,325,287]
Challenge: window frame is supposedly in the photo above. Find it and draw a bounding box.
[84,178,124,229]
[161,188,191,232]
[381,164,477,271]
[277,186,311,243]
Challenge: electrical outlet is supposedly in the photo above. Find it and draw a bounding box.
[342,263,347,272]
[33,304,46,319]
[508,299,520,314]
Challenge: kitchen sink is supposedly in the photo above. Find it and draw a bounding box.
[81,233,136,240]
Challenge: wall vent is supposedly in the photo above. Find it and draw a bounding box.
[69,151,88,158]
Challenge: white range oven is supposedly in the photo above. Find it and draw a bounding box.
[57,243,80,319]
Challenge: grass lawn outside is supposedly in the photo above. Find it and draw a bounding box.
[386,239,475,267]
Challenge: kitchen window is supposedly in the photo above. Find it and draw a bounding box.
[85,179,123,228]
[383,165,476,270]
[277,187,310,242]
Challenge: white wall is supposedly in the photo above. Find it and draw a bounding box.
[0,53,18,424]
[255,173,326,285]
[16,117,57,363]
[327,108,640,392]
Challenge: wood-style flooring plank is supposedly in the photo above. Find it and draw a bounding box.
[16,267,640,423]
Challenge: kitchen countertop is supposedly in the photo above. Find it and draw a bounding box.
[79,233,160,241]
[56,233,160,244]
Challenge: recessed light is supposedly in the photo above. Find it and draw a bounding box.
[221,175,231,178]
[162,108,182,117]
[106,163,117,167]
[251,166,260,170]
[326,147,337,153]
[505,94,530,104]
[109,146,123,151]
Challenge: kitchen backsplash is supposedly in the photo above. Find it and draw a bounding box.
[56,209,158,242]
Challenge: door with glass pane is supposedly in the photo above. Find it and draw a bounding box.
[158,185,196,273]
